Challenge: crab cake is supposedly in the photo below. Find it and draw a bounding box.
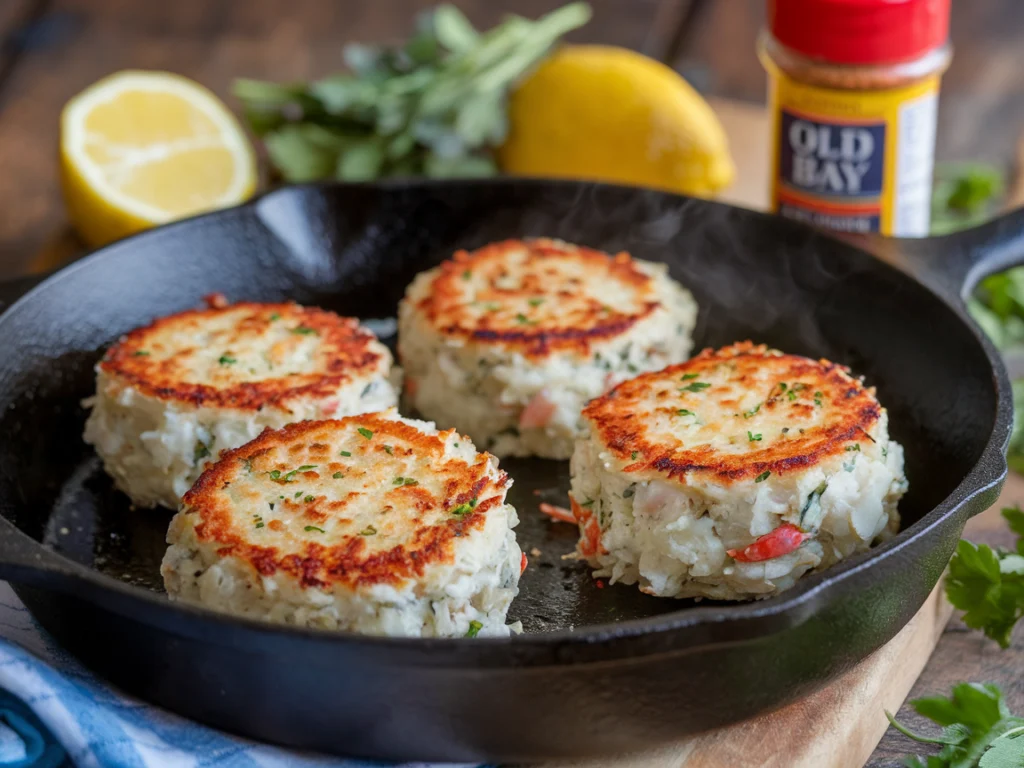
[398,238,697,459]
[569,342,908,601]
[83,299,399,509]
[161,411,522,637]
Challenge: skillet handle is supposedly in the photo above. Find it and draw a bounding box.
[859,208,1024,305]
[0,516,83,590]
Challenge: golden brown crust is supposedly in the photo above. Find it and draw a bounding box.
[100,302,387,411]
[412,238,663,357]
[582,342,882,484]
[182,414,510,589]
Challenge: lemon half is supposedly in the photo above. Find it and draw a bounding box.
[60,70,257,247]
[500,46,735,197]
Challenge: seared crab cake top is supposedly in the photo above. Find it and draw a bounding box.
[181,412,511,590]
[407,238,684,358]
[99,300,392,412]
[582,342,886,485]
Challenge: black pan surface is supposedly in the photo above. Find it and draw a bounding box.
[0,179,1016,761]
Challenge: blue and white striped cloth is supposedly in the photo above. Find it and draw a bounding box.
[0,583,474,768]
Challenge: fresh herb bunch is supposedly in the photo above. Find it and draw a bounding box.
[945,507,1024,649]
[234,3,591,183]
[931,163,1004,236]
[888,683,1024,767]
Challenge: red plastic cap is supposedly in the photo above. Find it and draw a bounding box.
[768,0,950,65]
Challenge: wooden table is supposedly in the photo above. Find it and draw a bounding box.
[0,2,1023,765]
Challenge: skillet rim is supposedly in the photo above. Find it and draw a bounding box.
[0,177,1011,661]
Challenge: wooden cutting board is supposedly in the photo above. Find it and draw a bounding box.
[530,99,1009,768]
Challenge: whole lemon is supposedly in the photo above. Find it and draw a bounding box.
[499,45,735,197]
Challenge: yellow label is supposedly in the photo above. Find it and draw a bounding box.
[766,62,940,236]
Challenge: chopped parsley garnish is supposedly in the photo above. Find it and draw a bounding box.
[528,297,545,307]
[294,491,303,498]
[748,431,762,442]
[452,498,479,516]
[631,451,639,460]
[292,325,318,335]
[743,403,761,418]
[268,312,280,321]
[360,525,377,536]
[132,350,150,357]
[466,620,483,638]
[254,521,265,529]
[218,355,237,365]
[681,373,699,380]
[581,498,595,507]
[340,450,352,457]
[333,471,344,479]
[814,391,824,407]
[240,458,253,472]
[357,427,373,440]
[754,470,771,483]
[681,382,710,393]
[462,269,472,281]
[454,442,460,448]
[393,477,419,486]
[304,525,324,533]
[676,408,693,416]
[846,444,860,452]
[268,470,281,480]
[193,441,210,462]
[282,469,300,483]
[253,514,265,529]
[383,445,393,455]
[304,495,315,503]
[515,313,535,325]
[295,465,317,472]
[484,303,501,312]
[778,382,788,392]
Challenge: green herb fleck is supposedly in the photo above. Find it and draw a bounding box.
[681,382,711,393]
[466,620,483,638]
[631,451,639,460]
[484,303,501,312]
[781,427,790,434]
[333,471,344,479]
[453,498,479,516]
[462,269,472,281]
[294,491,303,498]
[846,444,860,452]
[778,382,788,392]
[528,297,544,307]
[132,350,150,357]
[515,313,536,325]
[304,525,325,533]
[255,521,265,529]
[748,431,762,442]
[357,427,373,440]
[240,458,253,472]
[681,373,699,380]
[296,465,317,472]
[268,470,281,480]
[814,391,824,407]
[754,470,771,483]
[676,409,693,416]
[743,403,761,418]
[340,450,352,457]
[292,326,318,336]
[359,525,377,536]
[303,495,314,503]
[383,444,393,455]
[581,498,594,507]
[282,469,300,483]
[193,441,210,462]
[269,312,280,321]
[218,355,237,365]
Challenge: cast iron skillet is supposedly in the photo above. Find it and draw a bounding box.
[0,179,1017,762]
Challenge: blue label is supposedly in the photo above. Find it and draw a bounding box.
[779,112,886,199]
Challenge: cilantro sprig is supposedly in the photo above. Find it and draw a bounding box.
[945,508,1024,649]
[887,683,1024,768]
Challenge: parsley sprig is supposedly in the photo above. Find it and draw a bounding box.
[887,683,1024,768]
[234,4,591,183]
[945,507,1024,649]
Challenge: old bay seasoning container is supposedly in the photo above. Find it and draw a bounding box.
[759,0,951,236]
